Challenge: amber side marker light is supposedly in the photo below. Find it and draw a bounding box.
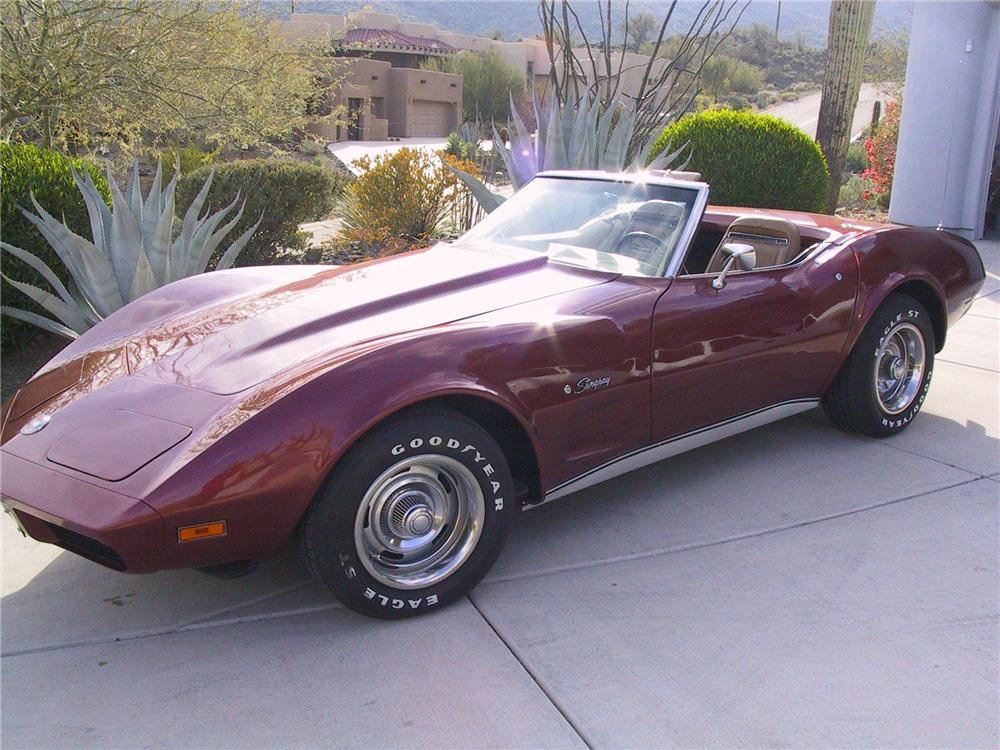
[178,521,227,542]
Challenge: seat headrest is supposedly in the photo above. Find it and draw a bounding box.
[704,214,804,274]
[726,215,801,247]
[634,199,683,216]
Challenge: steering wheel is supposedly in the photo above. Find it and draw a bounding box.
[613,230,669,256]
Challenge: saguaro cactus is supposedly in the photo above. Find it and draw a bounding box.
[816,0,876,212]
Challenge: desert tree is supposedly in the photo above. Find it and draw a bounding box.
[0,0,342,156]
[620,11,658,53]
[423,50,525,123]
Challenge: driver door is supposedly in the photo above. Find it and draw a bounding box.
[650,242,858,442]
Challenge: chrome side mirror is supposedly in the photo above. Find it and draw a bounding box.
[712,242,756,289]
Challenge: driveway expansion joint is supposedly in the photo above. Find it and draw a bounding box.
[935,357,999,374]
[1,477,987,660]
[876,439,994,476]
[480,476,985,587]
[468,594,595,750]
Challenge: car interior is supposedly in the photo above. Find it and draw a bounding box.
[679,212,828,277]
[511,198,690,276]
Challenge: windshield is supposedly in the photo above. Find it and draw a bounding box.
[454,176,701,277]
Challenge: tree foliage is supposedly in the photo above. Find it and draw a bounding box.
[0,0,341,156]
[863,24,909,96]
[700,55,766,98]
[423,50,524,123]
[620,12,658,53]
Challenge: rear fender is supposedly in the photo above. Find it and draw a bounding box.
[843,227,981,356]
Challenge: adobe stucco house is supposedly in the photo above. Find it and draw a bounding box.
[281,8,551,142]
[278,7,623,143]
[329,54,463,141]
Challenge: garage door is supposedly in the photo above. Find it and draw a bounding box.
[410,100,454,136]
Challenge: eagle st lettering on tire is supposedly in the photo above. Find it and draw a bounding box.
[300,409,514,619]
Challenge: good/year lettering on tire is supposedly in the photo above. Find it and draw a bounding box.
[299,409,514,619]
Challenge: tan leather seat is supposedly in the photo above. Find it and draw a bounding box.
[705,215,802,273]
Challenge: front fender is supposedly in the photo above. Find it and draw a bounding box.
[140,322,545,559]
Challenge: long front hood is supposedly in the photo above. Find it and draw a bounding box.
[30,245,616,398]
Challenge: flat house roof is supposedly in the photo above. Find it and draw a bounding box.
[342,28,457,55]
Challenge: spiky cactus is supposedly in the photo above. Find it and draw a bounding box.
[1,160,260,339]
[816,0,876,212]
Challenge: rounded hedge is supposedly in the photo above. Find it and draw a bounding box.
[649,109,830,212]
[0,143,111,349]
[177,159,344,267]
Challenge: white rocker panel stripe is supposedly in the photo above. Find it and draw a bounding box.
[537,399,820,505]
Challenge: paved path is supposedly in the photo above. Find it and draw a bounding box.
[329,137,449,174]
[299,218,343,247]
[2,238,997,748]
[766,83,885,140]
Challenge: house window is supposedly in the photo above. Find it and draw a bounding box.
[527,61,534,78]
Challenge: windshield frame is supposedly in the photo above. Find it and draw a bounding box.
[455,172,710,279]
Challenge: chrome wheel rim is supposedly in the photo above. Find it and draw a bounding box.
[874,321,925,414]
[354,455,484,590]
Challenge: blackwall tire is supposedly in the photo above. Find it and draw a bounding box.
[823,293,935,437]
[300,408,514,619]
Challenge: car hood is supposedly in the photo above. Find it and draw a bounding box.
[25,244,616,399]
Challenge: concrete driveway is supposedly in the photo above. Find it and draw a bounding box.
[2,238,997,749]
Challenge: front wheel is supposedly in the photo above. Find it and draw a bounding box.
[823,293,935,437]
[300,409,514,619]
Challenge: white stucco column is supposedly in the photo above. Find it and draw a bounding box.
[890,1,1000,239]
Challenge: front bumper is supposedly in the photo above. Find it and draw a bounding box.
[1,452,165,573]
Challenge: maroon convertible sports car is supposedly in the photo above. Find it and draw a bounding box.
[1,171,985,618]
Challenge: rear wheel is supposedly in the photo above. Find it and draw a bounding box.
[823,293,935,437]
[300,409,514,619]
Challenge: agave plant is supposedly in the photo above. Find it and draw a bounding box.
[449,91,690,214]
[0,159,260,339]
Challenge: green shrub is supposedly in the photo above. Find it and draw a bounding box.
[838,174,877,209]
[700,55,766,98]
[297,139,328,157]
[177,159,342,266]
[845,141,869,173]
[650,109,830,212]
[160,144,218,183]
[715,94,753,111]
[0,143,110,348]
